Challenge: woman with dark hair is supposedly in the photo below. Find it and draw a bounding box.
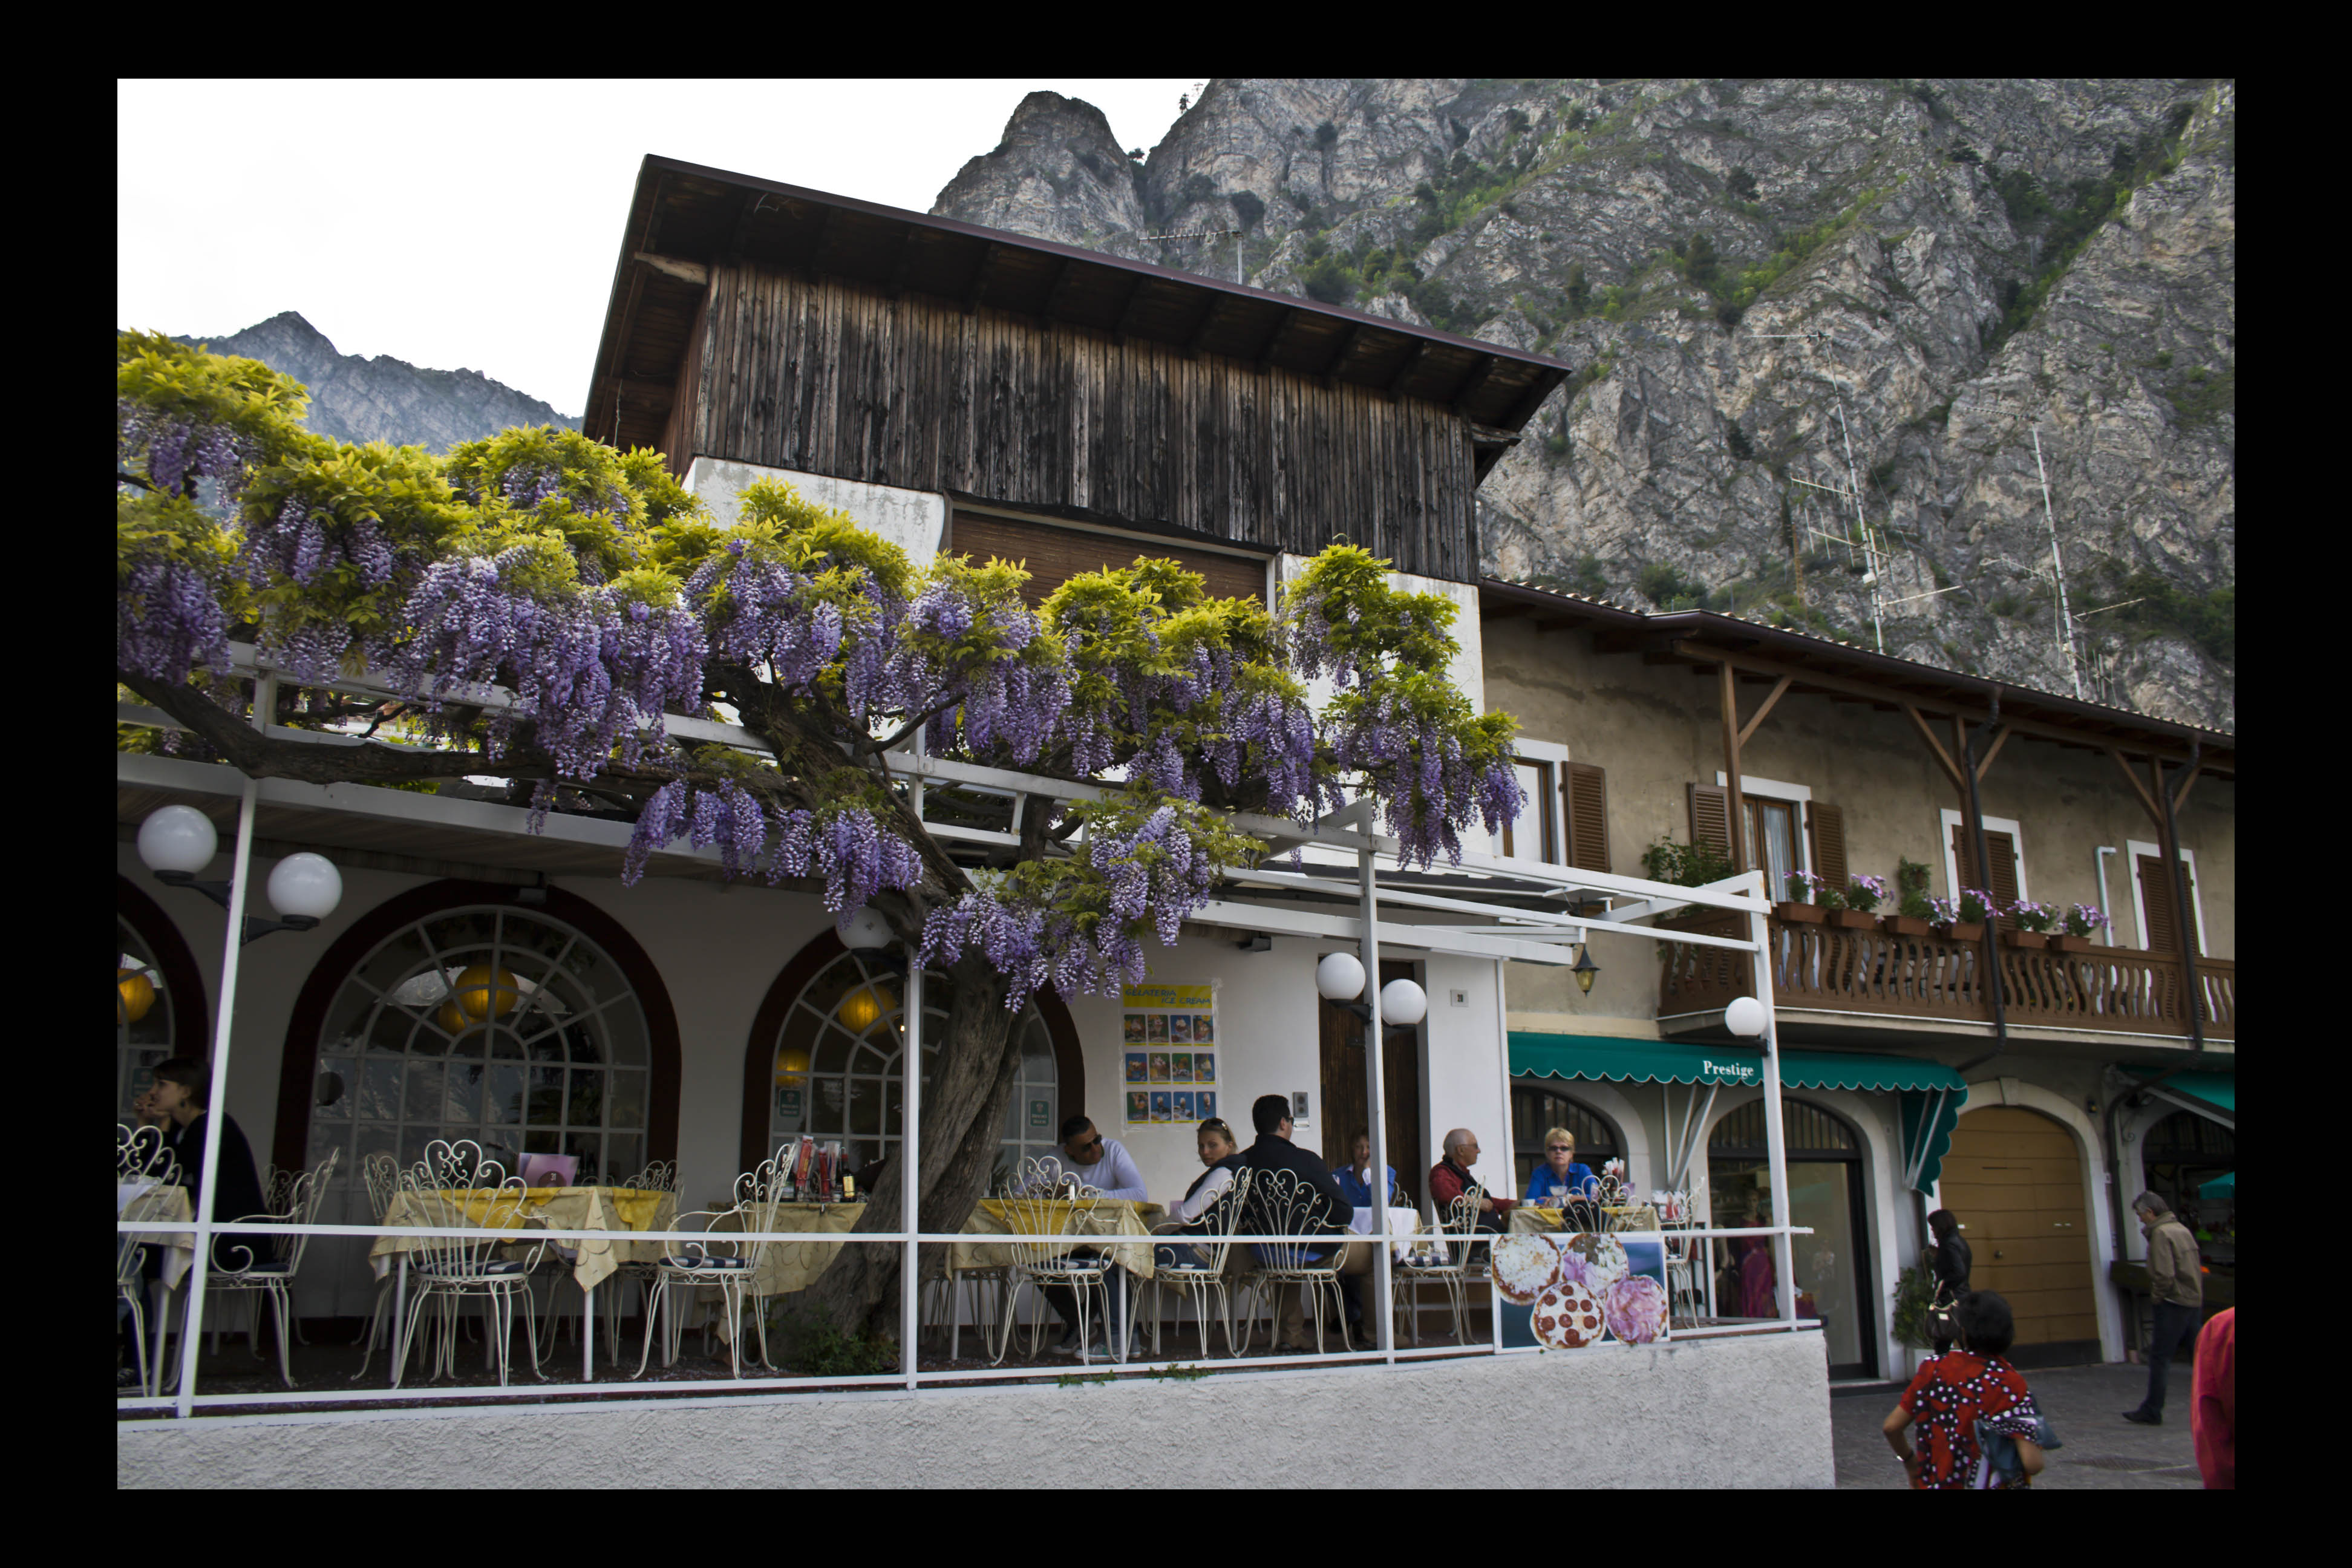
[143,1058,272,1270]
[1883,1290,2048,1489]
[1926,1209,1971,1356]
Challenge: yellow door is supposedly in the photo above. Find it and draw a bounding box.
[1938,1107,2097,1346]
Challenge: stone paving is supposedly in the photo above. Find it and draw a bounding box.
[1833,1361,2210,1489]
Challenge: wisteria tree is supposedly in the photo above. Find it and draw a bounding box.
[116,332,1525,1336]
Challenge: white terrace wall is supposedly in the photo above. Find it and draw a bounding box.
[119,1327,1833,1489]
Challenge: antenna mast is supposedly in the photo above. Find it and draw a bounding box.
[2032,426,2083,699]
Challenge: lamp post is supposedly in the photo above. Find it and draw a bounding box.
[136,805,344,944]
[1726,975,1795,1327]
[842,906,921,1386]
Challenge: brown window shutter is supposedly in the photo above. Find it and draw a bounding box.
[1688,782,1731,858]
[1806,802,1847,893]
[2138,852,2185,953]
[950,511,1269,607]
[1984,831,2020,910]
[1950,821,1977,890]
[1563,762,1611,874]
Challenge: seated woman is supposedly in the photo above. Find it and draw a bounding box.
[148,1057,273,1271]
[1333,1130,1398,1212]
[1154,1118,1247,1269]
[1521,1126,1599,1206]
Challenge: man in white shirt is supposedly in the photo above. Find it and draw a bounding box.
[1028,1116,1147,1354]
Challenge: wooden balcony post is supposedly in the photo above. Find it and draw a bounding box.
[1718,660,1748,874]
[2154,745,2206,1056]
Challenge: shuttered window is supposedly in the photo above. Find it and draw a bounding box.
[1807,802,1847,892]
[1563,762,1611,874]
[1952,825,2022,924]
[1500,757,1558,862]
[1688,782,1732,858]
[950,511,1269,607]
[2137,852,2194,953]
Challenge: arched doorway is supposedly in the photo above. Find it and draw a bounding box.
[116,876,206,1121]
[2139,1109,2235,1292]
[1710,1096,1876,1378]
[1939,1105,2099,1363]
[1508,1083,1624,1197]
[742,933,1083,1187]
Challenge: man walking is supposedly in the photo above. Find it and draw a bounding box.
[2123,1191,2202,1426]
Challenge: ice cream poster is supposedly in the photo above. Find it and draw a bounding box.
[1491,1232,1671,1351]
[1121,983,1215,1121]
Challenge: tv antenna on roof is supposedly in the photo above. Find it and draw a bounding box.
[2031,426,2084,699]
[1145,225,1245,289]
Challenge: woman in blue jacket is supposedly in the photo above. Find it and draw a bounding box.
[1523,1126,1599,1204]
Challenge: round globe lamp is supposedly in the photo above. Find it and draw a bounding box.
[267,853,344,921]
[453,965,522,1021]
[1379,977,1428,1027]
[1315,952,1365,1002]
[774,1047,812,1086]
[1725,995,1768,1039]
[838,907,892,951]
[137,806,218,874]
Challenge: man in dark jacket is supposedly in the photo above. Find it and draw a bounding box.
[1241,1094,1363,1348]
[2125,1191,2203,1425]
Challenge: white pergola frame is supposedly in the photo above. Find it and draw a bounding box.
[117,645,1804,1417]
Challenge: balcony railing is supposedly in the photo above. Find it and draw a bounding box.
[1659,912,2235,1041]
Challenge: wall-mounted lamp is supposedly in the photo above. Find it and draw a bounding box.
[1725,994,1768,1045]
[1235,932,1272,953]
[137,805,342,944]
[1572,944,1601,995]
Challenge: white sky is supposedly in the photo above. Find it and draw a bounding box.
[118,79,1200,418]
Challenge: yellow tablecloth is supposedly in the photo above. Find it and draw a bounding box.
[120,1183,195,1291]
[370,1186,675,1293]
[708,1202,869,1298]
[1508,1203,1660,1235]
[957,1198,1163,1281]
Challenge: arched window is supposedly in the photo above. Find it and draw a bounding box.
[1509,1083,1624,1194]
[763,950,1059,1184]
[307,906,653,1183]
[117,915,175,1120]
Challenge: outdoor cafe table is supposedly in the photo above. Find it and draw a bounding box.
[119,1181,194,1390]
[370,1185,676,1384]
[1509,1203,1661,1235]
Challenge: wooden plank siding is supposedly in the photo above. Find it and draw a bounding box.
[673,261,1482,583]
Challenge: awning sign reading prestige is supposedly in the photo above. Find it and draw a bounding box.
[1508,1035,1763,1086]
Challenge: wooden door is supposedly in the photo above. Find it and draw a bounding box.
[1318,958,1423,1205]
[1937,1107,2097,1352]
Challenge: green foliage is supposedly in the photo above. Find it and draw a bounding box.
[1895,855,1933,920]
[2166,362,2235,431]
[1684,232,1720,290]
[1721,185,1895,310]
[2100,567,2235,664]
[769,1304,898,1376]
[1725,165,1759,203]
[1637,561,1706,610]
[1891,1262,1939,1349]
[1642,834,1736,889]
[1229,190,1265,230]
[1299,251,1357,304]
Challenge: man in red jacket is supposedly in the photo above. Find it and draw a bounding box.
[2191,1307,2235,1488]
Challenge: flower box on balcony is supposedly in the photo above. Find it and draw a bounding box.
[1935,921,1987,943]
[1774,901,1826,925]
[1828,909,1880,930]
[1882,915,1933,938]
[2050,933,2094,954]
[2001,929,2049,950]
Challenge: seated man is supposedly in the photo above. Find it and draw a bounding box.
[1241,1094,1370,1350]
[1428,1128,1505,1235]
[1027,1115,1148,1356]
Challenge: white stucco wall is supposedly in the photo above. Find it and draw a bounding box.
[683,457,946,567]
[1058,931,1514,1204]
[118,1327,1832,1489]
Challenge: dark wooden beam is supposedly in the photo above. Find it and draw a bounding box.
[632,252,708,288]
[1254,307,1301,373]
[1321,322,1364,387]
[1184,292,1226,358]
[1903,702,1965,791]
[2107,746,2165,830]
[1385,338,1431,401]
[1736,673,1794,748]
[2172,756,2202,812]
[1719,660,1749,872]
[1037,254,1079,321]
[962,241,1002,315]
[1593,630,1655,656]
[724,191,773,259]
[885,229,920,299]
[1110,272,1151,342]
[1449,353,1500,416]
[1975,723,2014,782]
[798,205,837,278]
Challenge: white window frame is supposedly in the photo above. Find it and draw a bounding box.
[1714,773,1814,880]
[2125,839,2209,953]
[1500,737,1570,864]
[1938,809,2028,901]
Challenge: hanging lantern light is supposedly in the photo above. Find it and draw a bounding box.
[436,998,472,1036]
[774,1047,812,1085]
[838,906,892,951]
[452,964,521,1021]
[837,983,895,1033]
[117,965,157,1025]
[1572,944,1601,996]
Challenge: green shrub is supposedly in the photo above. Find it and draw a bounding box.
[1229,191,1265,230]
[2167,363,2235,430]
[1643,834,1737,889]
[1638,561,1706,606]
[1315,120,1338,149]
[1726,166,1759,201]
[1726,422,1756,460]
[1299,252,1357,304]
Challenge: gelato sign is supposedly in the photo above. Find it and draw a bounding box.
[1698,1056,1761,1085]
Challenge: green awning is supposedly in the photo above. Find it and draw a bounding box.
[1509,1034,1766,1087]
[2199,1170,2235,1200]
[1508,1036,1966,1195]
[2129,1068,2235,1119]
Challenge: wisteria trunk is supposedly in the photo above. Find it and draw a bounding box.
[799,953,1020,1342]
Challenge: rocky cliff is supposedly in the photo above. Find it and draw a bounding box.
[174,312,578,452]
[935,82,2236,731]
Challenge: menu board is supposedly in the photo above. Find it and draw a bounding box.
[1122,984,1217,1125]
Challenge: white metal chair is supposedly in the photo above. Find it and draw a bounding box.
[926,1253,1009,1363]
[351,1151,407,1380]
[118,1122,180,1187]
[203,1147,339,1387]
[632,1156,780,1380]
[598,1160,679,1357]
[1140,1167,1252,1359]
[1245,1167,1353,1355]
[117,1181,181,1397]
[993,1158,1116,1366]
[391,1141,547,1388]
[1393,1187,1483,1345]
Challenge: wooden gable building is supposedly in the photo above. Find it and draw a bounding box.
[583,155,1570,589]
